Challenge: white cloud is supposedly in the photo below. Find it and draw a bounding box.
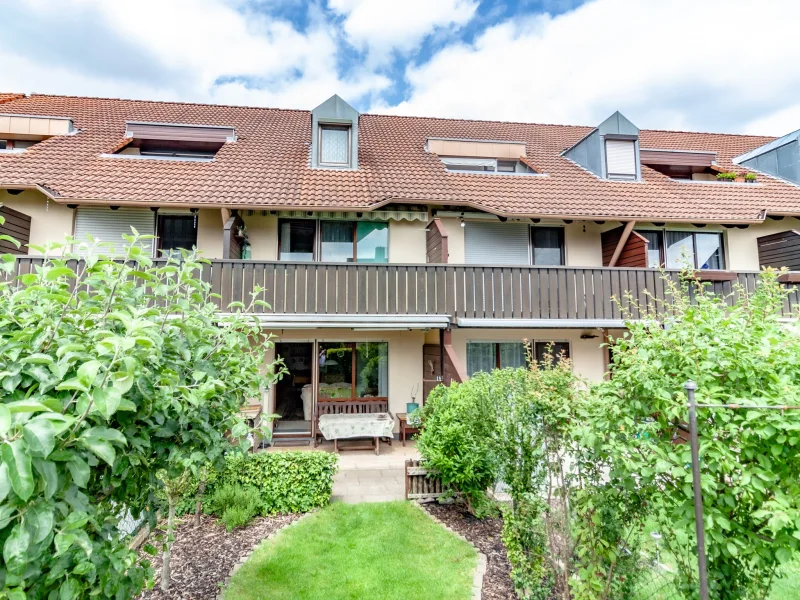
[329,0,477,58]
[743,105,800,137]
[0,0,389,109]
[380,0,800,135]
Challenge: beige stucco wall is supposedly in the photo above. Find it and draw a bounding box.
[260,328,425,432]
[438,217,465,263]
[725,217,800,271]
[0,189,74,255]
[242,213,278,260]
[0,115,72,138]
[196,208,223,259]
[449,327,610,382]
[389,219,427,263]
[565,221,604,267]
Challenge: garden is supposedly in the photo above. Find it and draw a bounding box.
[413,269,800,600]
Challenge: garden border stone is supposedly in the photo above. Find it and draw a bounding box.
[414,501,488,600]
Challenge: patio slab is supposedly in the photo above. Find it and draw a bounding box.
[267,439,419,503]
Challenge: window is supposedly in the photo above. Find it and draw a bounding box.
[464,222,564,266]
[0,141,6,150]
[278,218,388,263]
[440,157,535,174]
[279,219,316,261]
[158,215,197,254]
[318,342,388,400]
[637,230,724,270]
[534,342,571,366]
[319,124,351,166]
[605,139,637,180]
[467,342,527,377]
[532,227,564,266]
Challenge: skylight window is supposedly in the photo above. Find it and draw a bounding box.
[440,156,535,174]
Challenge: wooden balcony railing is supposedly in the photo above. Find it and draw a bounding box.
[8,258,800,321]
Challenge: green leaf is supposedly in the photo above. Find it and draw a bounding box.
[29,505,54,544]
[77,360,101,388]
[58,578,81,600]
[1,440,34,501]
[66,456,90,488]
[776,547,793,564]
[20,353,55,365]
[23,418,56,457]
[44,266,76,281]
[33,459,58,500]
[5,400,52,414]
[91,387,121,420]
[0,463,11,503]
[54,378,89,393]
[3,523,30,575]
[63,511,90,531]
[0,404,10,437]
[0,504,16,530]
[54,531,75,556]
[79,438,115,467]
[81,427,127,446]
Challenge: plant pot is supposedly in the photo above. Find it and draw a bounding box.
[406,402,419,414]
[735,177,745,183]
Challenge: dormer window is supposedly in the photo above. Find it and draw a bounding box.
[108,122,235,162]
[605,139,637,180]
[441,157,535,174]
[319,124,351,166]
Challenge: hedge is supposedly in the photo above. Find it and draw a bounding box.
[173,451,339,516]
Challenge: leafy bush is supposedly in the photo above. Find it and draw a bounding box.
[203,451,339,516]
[573,270,800,599]
[0,231,280,599]
[207,484,262,531]
[502,494,553,600]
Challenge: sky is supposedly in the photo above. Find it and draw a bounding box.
[2,0,800,135]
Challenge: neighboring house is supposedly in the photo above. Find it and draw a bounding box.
[2,92,800,441]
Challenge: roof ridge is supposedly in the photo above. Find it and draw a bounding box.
[25,92,310,115]
[362,111,594,130]
[641,126,776,140]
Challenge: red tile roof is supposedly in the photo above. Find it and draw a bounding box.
[0,93,25,105]
[0,93,797,222]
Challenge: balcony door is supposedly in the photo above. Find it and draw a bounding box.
[317,342,388,402]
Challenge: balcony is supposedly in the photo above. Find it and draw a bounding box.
[9,257,800,324]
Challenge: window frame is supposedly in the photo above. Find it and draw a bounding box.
[277,217,389,263]
[317,341,389,401]
[605,138,638,181]
[318,123,352,167]
[635,228,726,270]
[530,226,565,266]
[466,339,573,377]
[156,214,198,254]
[441,157,534,174]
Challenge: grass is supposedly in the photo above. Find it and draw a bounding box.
[223,501,478,600]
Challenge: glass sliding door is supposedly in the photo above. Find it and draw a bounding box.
[356,222,388,263]
[320,221,355,262]
[317,341,389,401]
[279,219,315,261]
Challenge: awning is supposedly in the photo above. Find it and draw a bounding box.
[228,313,450,329]
[456,318,628,329]
[275,210,428,222]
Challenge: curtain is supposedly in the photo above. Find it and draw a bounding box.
[665,231,695,269]
[321,221,354,262]
[532,227,564,265]
[499,343,527,369]
[356,222,388,263]
[356,342,388,397]
[640,230,663,268]
[279,220,315,261]
[320,126,349,164]
[695,233,723,269]
[467,343,495,376]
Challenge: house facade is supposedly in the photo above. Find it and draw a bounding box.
[2,92,800,440]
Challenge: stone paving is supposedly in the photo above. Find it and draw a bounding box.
[267,439,420,503]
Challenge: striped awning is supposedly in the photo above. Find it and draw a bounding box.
[266,210,428,222]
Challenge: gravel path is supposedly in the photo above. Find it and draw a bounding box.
[137,513,300,600]
[424,503,516,600]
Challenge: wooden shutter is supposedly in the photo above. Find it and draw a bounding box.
[73,207,154,258]
[757,230,800,271]
[0,206,31,255]
[465,222,529,265]
[606,139,636,178]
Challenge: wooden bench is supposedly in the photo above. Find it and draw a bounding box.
[314,399,392,448]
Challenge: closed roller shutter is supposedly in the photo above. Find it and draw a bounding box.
[465,222,530,265]
[73,207,155,258]
[605,139,636,179]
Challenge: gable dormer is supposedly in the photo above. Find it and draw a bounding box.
[734,129,800,185]
[563,111,641,181]
[311,95,359,170]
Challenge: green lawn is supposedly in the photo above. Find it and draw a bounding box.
[223,502,478,600]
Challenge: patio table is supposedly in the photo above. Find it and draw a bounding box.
[318,412,394,455]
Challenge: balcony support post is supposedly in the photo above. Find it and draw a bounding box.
[608,220,636,267]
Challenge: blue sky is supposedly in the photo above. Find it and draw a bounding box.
[2,0,800,135]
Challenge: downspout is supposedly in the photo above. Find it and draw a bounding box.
[608,221,636,267]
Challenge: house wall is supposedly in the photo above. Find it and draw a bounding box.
[196,209,223,258]
[726,217,800,271]
[449,327,611,383]
[0,189,74,255]
[260,327,425,432]
[389,219,427,263]
[565,221,604,267]
[242,213,278,260]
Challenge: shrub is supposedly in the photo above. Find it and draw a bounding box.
[502,495,554,600]
[207,451,339,515]
[573,270,800,599]
[208,484,262,531]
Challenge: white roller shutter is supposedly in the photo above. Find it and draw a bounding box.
[605,139,636,179]
[465,222,530,265]
[73,207,155,258]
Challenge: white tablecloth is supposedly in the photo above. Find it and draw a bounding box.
[318,413,394,440]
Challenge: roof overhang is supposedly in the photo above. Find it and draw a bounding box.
[456,318,628,328]
[225,313,451,330]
